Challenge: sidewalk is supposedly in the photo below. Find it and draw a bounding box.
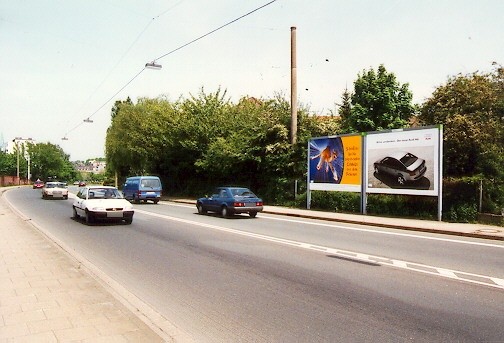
[0,191,169,342]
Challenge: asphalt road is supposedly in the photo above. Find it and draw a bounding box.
[6,187,504,342]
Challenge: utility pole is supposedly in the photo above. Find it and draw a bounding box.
[290,26,297,145]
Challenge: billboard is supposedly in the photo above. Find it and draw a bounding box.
[308,134,362,192]
[365,127,441,196]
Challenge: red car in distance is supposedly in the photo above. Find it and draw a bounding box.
[33,180,44,189]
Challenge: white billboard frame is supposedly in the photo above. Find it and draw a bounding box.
[307,126,443,220]
[364,126,442,196]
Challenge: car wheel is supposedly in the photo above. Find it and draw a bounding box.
[221,206,229,217]
[249,212,257,218]
[397,174,406,185]
[85,210,94,224]
[197,203,207,214]
[133,195,140,204]
[124,218,133,225]
[72,206,80,219]
[64,195,68,200]
[153,200,159,204]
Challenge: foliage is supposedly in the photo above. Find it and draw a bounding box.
[340,64,416,133]
[28,142,77,181]
[0,151,17,176]
[304,191,361,213]
[105,90,341,201]
[420,64,504,213]
[420,66,504,178]
[103,64,503,222]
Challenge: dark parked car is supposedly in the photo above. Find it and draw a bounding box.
[196,187,263,218]
[374,151,427,185]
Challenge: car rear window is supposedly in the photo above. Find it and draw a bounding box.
[141,179,161,188]
[230,188,256,197]
[399,153,417,167]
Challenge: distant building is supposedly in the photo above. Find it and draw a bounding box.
[6,138,36,155]
[73,160,106,174]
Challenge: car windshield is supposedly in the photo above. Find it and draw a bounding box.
[88,188,123,199]
[399,153,418,167]
[230,188,256,197]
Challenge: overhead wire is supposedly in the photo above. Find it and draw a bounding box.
[153,0,277,62]
[62,1,186,139]
[62,0,278,140]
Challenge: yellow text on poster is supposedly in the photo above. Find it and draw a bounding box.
[340,135,362,185]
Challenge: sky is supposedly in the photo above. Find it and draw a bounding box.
[1,0,503,161]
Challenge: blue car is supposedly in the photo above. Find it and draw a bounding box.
[196,187,263,218]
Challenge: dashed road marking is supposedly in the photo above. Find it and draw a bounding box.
[136,209,504,290]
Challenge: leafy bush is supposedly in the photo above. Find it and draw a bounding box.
[446,203,478,223]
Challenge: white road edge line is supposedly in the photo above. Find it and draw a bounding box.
[161,202,504,249]
[135,209,504,290]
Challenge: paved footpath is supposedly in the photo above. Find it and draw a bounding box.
[0,191,169,342]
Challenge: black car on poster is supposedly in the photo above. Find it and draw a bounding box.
[373,151,427,185]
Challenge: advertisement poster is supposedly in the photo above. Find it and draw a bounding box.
[365,127,440,196]
[308,135,362,192]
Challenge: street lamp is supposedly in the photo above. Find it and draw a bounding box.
[145,61,162,70]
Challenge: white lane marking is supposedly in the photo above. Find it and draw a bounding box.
[135,209,504,290]
[261,215,504,249]
[438,269,458,278]
[159,202,504,249]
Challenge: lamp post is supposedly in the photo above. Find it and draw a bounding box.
[12,137,33,184]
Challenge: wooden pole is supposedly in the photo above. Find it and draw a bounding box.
[290,26,297,145]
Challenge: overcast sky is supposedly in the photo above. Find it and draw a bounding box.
[1,0,502,161]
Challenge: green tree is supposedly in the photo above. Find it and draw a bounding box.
[106,96,177,179]
[340,64,416,133]
[0,151,17,176]
[419,66,504,178]
[419,64,504,214]
[28,142,76,181]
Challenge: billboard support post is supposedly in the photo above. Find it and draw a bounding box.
[361,132,367,214]
[307,140,311,209]
[437,125,443,221]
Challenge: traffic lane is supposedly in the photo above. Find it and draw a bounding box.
[75,210,504,342]
[7,188,504,280]
[142,201,504,279]
[6,188,504,341]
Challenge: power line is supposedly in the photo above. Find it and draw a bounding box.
[62,0,278,140]
[153,0,277,62]
[62,67,146,138]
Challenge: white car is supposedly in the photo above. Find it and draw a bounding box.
[72,186,134,224]
[42,182,69,200]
